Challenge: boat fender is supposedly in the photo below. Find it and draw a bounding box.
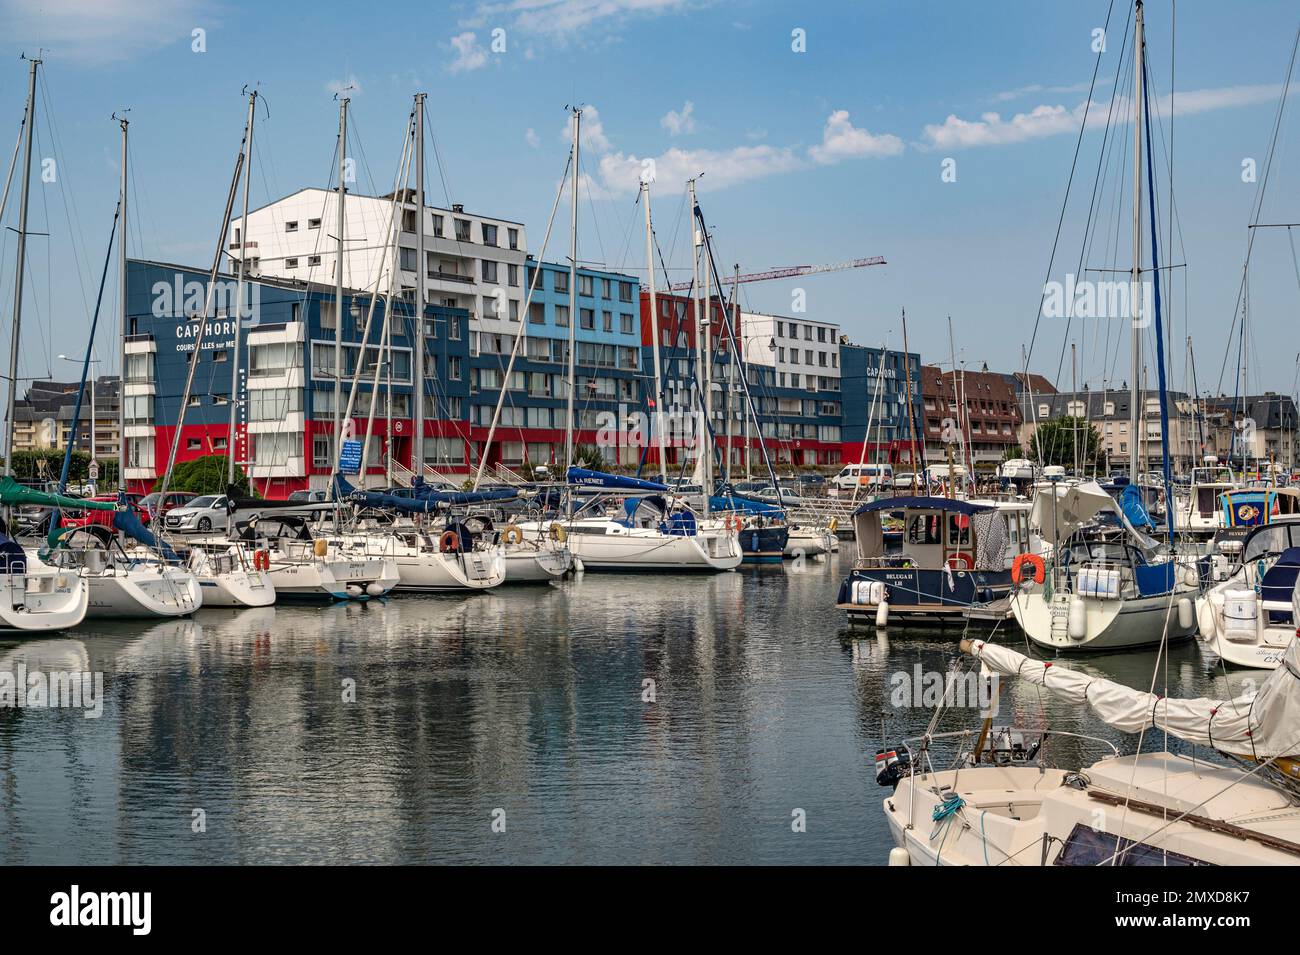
[502,524,524,545]
[888,847,911,866]
[1067,596,1087,640]
[439,530,461,553]
[366,582,385,597]
[1011,553,1046,586]
[828,517,838,533]
[1177,597,1195,632]
[313,539,328,558]
[549,522,567,543]
[876,600,890,627]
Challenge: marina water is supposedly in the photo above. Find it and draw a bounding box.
[0,552,1242,865]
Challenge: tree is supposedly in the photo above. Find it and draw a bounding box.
[1029,416,1102,469]
[4,449,117,487]
[157,455,253,496]
[572,443,607,471]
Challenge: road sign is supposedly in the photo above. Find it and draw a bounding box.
[88,461,100,480]
[339,439,363,474]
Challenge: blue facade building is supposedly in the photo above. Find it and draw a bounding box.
[839,341,922,464]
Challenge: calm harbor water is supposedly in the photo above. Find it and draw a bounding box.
[0,551,1251,865]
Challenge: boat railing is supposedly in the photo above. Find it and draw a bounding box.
[898,726,1120,783]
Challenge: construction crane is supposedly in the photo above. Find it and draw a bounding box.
[667,256,885,292]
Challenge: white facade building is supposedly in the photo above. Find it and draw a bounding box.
[738,311,841,390]
[230,188,528,336]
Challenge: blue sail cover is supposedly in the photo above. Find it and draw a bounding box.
[334,473,517,510]
[710,494,783,515]
[567,467,669,493]
[1119,483,1154,530]
[112,504,179,561]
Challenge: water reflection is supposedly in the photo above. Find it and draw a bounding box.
[0,551,1247,864]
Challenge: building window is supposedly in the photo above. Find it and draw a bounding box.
[482,260,498,284]
[529,302,545,324]
[186,438,202,451]
[285,221,298,232]
[313,434,331,468]
[187,395,202,408]
[578,274,593,296]
[285,257,299,269]
[580,309,595,330]
[449,356,462,380]
[618,282,633,302]
[401,247,417,272]
[507,228,518,250]
[214,349,229,363]
[509,300,519,322]
[482,224,498,247]
[556,305,569,327]
[620,313,633,334]
[454,219,471,242]
[554,271,569,293]
[431,215,443,237]
[602,311,613,332]
[308,218,321,230]
[308,255,321,267]
[508,263,519,287]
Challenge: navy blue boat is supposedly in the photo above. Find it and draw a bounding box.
[836,496,1037,626]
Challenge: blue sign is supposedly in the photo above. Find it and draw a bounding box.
[339,439,363,475]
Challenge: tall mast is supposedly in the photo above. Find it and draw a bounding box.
[334,95,349,470]
[563,107,580,475]
[700,211,712,513]
[117,112,128,490]
[413,92,426,476]
[901,307,919,493]
[228,88,256,485]
[1129,0,1145,484]
[4,57,38,480]
[642,180,668,483]
[689,177,706,513]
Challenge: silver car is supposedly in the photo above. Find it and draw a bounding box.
[163,494,230,533]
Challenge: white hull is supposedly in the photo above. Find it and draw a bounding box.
[560,524,741,571]
[1013,586,1197,652]
[187,547,275,608]
[784,528,832,557]
[1196,584,1294,670]
[267,554,399,601]
[0,563,89,633]
[501,544,571,583]
[391,547,506,592]
[83,564,203,618]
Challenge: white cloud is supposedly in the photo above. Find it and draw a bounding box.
[598,144,804,197]
[923,83,1291,151]
[525,128,540,148]
[463,0,695,38]
[558,104,611,153]
[326,74,362,96]
[447,31,488,73]
[992,81,1096,103]
[808,110,904,164]
[0,0,215,65]
[660,101,697,136]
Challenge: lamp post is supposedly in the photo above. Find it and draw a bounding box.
[57,355,100,469]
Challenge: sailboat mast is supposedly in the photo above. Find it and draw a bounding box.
[1130,0,1145,485]
[901,307,919,493]
[701,213,712,512]
[413,92,426,478]
[228,89,256,485]
[563,107,580,475]
[117,113,128,490]
[4,56,38,480]
[642,180,668,484]
[689,177,708,515]
[334,95,349,472]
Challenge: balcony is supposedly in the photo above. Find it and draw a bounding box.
[428,270,474,285]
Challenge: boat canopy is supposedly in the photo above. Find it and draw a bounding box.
[0,475,115,512]
[965,637,1300,761]
[567,467,669,493]
[710,493,783,515]
[333,474,518,510]
[1032,480,1125,542]
[852,495,994,517]
[1242,518,1300,564]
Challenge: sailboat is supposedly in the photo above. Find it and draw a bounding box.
[879,635,1300,865]
[1011,0,1198,651]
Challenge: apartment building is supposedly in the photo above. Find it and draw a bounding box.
[838,341,922,465]
[9,378,120,460]
[920,365,1022,469]
[1018,388,1199,473]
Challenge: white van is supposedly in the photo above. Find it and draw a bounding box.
[832,462,894,493]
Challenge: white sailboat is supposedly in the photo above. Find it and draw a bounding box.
[880,634,1300,866]
[1196,518,1300,669]
[0,58,91,633]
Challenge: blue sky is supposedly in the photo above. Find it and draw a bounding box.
[1,0,1298,400]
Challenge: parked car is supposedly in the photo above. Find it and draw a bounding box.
[287,489,328,503]
[831,463,894,493]
[139,490,197,519]
[162,494,231,533]
[60,493,149,532]
[752,485,803,506]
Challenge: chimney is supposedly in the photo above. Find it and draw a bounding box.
[452,203,464,213]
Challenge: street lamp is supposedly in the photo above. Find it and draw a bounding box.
[57,355,100,468]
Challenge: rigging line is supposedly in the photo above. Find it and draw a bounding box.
[1214,19,1300,396]
[35,73,93,324]
[1052,6,1131,409]
[1023,0,1120,379]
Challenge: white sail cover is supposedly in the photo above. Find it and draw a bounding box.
[1031,481,1117,541]
[966,638,1300,760]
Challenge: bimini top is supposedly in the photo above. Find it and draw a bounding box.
[852,495,994,517]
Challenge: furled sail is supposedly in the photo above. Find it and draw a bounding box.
[963,638,1300,761]
[566,467,669,493]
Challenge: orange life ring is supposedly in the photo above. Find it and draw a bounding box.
[439,530,460,553]
[730,515,744,532]
[1011,552,1046,585]
[946,552,974,571]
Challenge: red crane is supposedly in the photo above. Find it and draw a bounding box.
[667,256,886,292]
